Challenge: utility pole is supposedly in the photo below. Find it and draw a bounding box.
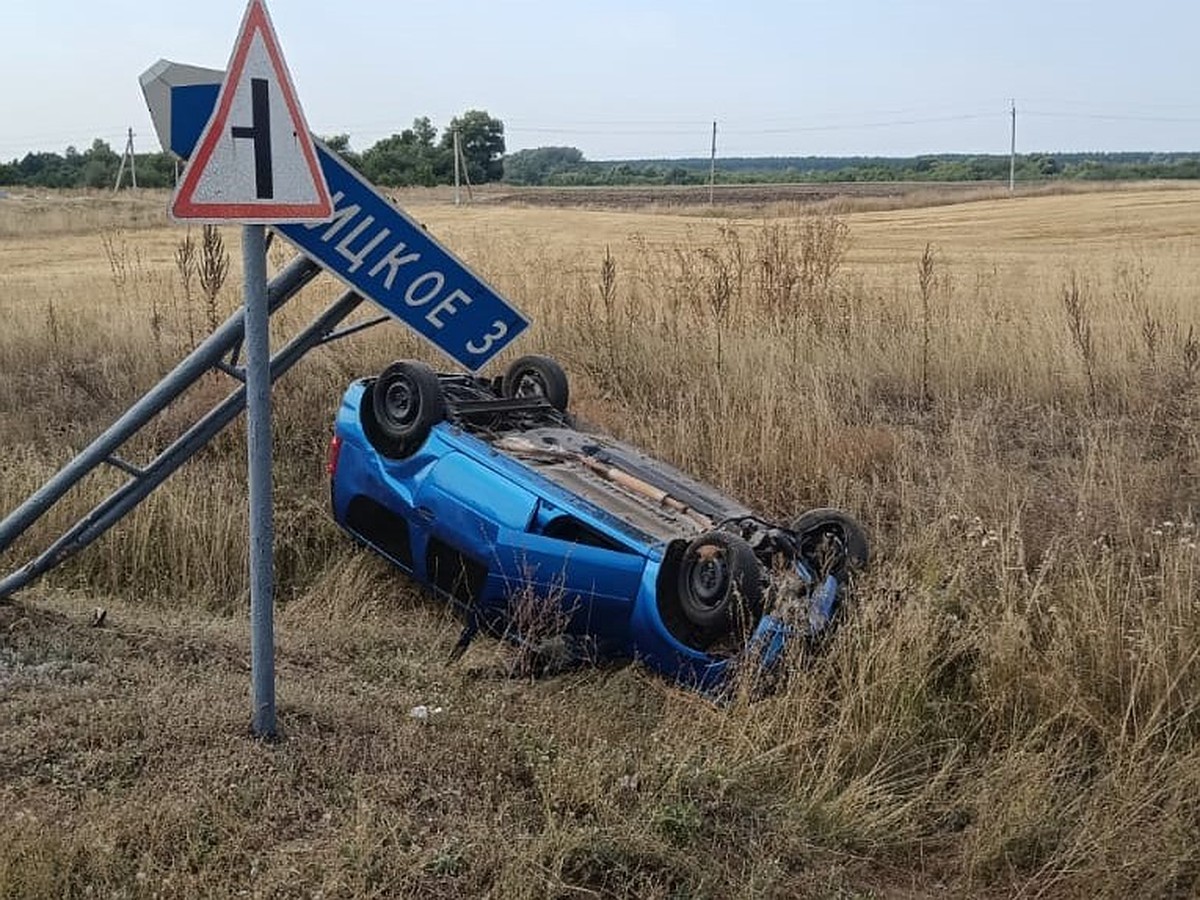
[114,127,138,192]
[456,131,474,204]
[453,129,461,206]
[709,120,717,206]
[1009,100,1016,195]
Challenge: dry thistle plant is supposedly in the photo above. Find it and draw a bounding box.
[756,222,799,318]
[266,229,292,272]
[43,297,60,355]
[597,246,621,389]
[918,242,937,406]
[1061,272,1098,411]
[1113,256,1157,365]
[100,228,130,300]
[1180,324,1200,386]
[501,581,575,679]
[795,212,849,325]
[707,251,734,371]
[174,228,198,348]
[198,224,230,333]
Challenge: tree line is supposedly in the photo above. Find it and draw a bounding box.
[3,111,1198,189]
[0,109,507,190]
[502,148,1200,185]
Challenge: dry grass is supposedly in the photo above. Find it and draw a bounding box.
[2,185,1200,897]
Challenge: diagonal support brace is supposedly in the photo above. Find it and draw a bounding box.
[0,255,321,559]
[0,290,364,600]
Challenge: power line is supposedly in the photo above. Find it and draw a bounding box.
[1021,96,1200,112]
[731,113,1001,135]
[5,104,1200,163]
[504,112,1003,139]
[1024,110,1200,125]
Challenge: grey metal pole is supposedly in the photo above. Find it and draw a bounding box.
[453,130,461,207]
[243,225,276,739]
[1009,100,1016,195]
[113,141,127,193]
[709,121,717,206]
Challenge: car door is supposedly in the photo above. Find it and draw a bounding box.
[411,451,538,577]
[491,499,646,646]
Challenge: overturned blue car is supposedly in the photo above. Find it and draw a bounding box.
[328,355,868,691]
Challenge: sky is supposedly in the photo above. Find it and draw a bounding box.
[2,0,1199,162]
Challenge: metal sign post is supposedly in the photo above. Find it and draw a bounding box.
[168,0,332,738]
[242,224,275,736]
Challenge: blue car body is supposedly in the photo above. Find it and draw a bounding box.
[329,367,851,691]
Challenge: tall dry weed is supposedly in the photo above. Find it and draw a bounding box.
[1061,272,1099,412]
[174,228,198,347]
[199,224,230,333]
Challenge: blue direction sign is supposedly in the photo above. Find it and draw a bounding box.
[142,61,529,372]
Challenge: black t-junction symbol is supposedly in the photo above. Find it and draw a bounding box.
[231,78,273,199]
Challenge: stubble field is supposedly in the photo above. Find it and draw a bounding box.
[1,182,1199,898]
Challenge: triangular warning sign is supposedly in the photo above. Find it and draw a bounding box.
[170,0,332,223]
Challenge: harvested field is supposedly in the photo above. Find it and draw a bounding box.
[2,183,1200,898]
[469,180,990,210]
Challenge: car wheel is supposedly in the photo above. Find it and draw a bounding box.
[791,508,869,579]
[677,530,764,646]
[369,360,446,458]
[502,355,569,411]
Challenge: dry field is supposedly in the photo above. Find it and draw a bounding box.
[2,183,1200,898]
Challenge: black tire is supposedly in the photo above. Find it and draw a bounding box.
[369,360,445,458]
[502,355,569,411]
[791,508,870,579]
[677,531,764,646]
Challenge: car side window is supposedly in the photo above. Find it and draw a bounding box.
[539,516,631,554]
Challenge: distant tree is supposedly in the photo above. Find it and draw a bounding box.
[81,159,111,188]
[80,139,121,188]
[1173,158,1200,178]
[88,138,119,163]
[361,118,451,187]
[502,146,585,184]
[322,133,352,154]
[319,133,363,171]
[1070,160,1112,180]
[1030,154,1060,176]
[361,133,415,185]
[664,166,693,185]
[410,116,438,150]
[18,151,73,187]
[134,151,178,189]
[0,161,19,185]
[442,110,505,183]
[410,116,452,183]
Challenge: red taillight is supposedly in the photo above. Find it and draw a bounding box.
[326,434,343,477]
